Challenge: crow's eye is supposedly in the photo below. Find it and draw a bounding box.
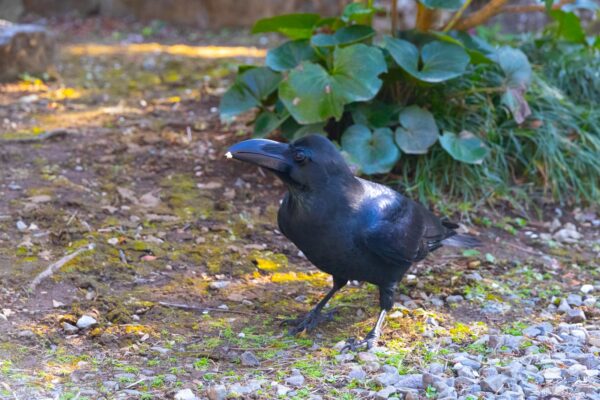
[293,150,307,163]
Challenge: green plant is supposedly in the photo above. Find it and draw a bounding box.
[220,0,599,204]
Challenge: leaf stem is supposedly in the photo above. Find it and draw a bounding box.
[443,0,473,32]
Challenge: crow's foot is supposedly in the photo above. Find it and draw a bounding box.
[341,336,376,352]
[281,309,336,335]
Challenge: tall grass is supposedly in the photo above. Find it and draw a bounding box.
[392,48,600,207]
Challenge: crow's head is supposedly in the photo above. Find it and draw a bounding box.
[226,135,353,191]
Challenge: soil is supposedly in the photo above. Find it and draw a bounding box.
[0,18,598,400]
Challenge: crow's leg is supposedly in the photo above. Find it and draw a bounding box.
[282,277,347,335]
[342,283,395,352]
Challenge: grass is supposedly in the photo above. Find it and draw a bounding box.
[391,40,600,208]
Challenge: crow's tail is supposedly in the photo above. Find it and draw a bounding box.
[442,234,482,248]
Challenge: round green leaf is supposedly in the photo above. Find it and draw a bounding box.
[341,124,400,175]
[266,40,318,72]
[241,67,282,101]
[419,0,464,10]
[219,83,259,121]
[394,106,438,154]
[342,2,376,23]
[311,25,375,48]
[439,131,488,164]
[384,37,470,83]
[497,46,531,88]
[253,111,287,138]
[279,44,387,124]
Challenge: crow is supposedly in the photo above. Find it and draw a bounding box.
[226,135,480,350]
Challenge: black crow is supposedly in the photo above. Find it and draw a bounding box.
[226,135,480,350]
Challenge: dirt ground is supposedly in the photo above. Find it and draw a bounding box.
[0,18,599,400]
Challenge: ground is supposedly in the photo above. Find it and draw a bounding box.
[1,18,599,400]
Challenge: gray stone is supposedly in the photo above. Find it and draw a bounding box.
[423,373,449,391]
[0,22,54,81]
[206,385,226,400]
[358,352,377,363]
[565,309,586,323]
[240,350,260,367]
[456,366,477,379]
[348,366,367,381]
[285,373,305,387]
[376,386,396,399]
[567,294,583,306]
[429,362,445,375]
[375,371,400,386]
[558,298,572,313]
[62,322,79,333]
[115,373,136,381]
[394,374,423,389]
[446,295,464,304]
[150,346,170,354]
[581,284,594,294]
[522,326,542,337]
[275,385,290,396]
[103,380,119,391]
[481,375,508,393]
[209,280,231,290]
[452,355,481,370]
[174,388,197,400]
[479,367,498,378]
[76,315,97,329]
[542,367,562,381]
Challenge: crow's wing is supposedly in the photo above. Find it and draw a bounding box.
[361,195,455,264]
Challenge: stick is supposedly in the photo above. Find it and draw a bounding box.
[157,301,255,316]
[29,244,95,291]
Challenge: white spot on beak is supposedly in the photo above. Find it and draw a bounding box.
[225,152,233,159]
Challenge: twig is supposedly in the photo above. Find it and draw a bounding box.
[443,0,474,32]
[125,378,148,389]
[157,301,256,316]
[29,244,95,291]
[1,129,76,143]
[390,0,398,36]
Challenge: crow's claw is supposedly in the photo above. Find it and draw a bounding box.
[340,336,375,353]
[281,309,336,335]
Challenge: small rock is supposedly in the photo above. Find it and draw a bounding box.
[76,315,97,329]
[62,322,79,333]
[581,284,594,294]
[240,351,260,367]
[446,295,464,304]
[102,380,119,391]
[565,309,586,323]
[285,373,305,387]
[557,298,572,313]
[206,385,227,400]
[150,346,170,354]
[481,374,508,393]
[174,388,197,400]
[394,374,423,389]
[567,294,583,306]
[276,385,290,396]
[428,363,445,375]
[375,371,400,386]
[542,367,562,381]
[553,223,582,243]
[209,281,231,290]
[358,352,378,363]
[16,220,27,231]
[522,326,542,337]
[583,296,596,307]
[347,366,367,382]
[376,386,396,399]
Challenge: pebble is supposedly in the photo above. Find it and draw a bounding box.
[276,384,290,396]
[16,220,27,231]
[209,281,231,290]
[542,367,562,381]
[62,322,79,333]
[394,374,423,389]
[481,374,508,393]
[174,388,197,400]
[206,385,227,400]
[103,380,119,391]
[347,366,367,381]
[567,294,583,306]
[446,295,464,304]
[376,386,396,399]
[557,298,572,313]
[76,315,97,329]
[375,371,400,386]
[358,352,377,363]
[580,284,594,294]
[240,351,260,367]
[565,309,586,323]
[285,372,305,387]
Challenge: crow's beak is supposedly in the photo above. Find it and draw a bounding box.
[225,139,291,173]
